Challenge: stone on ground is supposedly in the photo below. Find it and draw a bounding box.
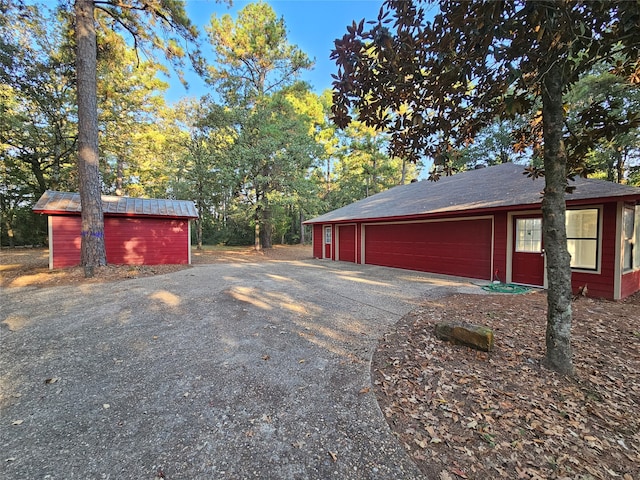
[434,322,494,352]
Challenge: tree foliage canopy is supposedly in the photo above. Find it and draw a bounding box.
[87,0,206,86]
[1,4,77,194]
[566,67,640,184]
[1,1,420,250]
[331,1,640,173]
[206,1,313,105]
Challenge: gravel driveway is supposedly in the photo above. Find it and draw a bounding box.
[1,259,481,479]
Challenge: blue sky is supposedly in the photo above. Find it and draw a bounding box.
[164,0,384,103]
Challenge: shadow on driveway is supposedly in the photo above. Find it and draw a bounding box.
[1,259,482,479]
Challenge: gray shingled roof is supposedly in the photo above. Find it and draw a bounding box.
[307,163,640,224]
[33,191,199,219]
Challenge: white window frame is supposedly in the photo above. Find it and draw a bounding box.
[566,208,600,271]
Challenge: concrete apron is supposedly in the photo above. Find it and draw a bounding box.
[0,259,483,479]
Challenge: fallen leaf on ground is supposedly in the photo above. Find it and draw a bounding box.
[372,291,640,480]
[451,467,468,478]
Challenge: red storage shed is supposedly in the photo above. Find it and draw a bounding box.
[33,191,198,269]
[305,163,640,300]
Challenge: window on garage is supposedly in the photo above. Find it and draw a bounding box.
[566,208,599,270]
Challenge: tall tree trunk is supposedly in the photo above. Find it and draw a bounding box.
[29,158,48,195]
[541,60,574,375]
[196,219,203,250]
[260,201,273,249]
[299,211,305,244]
[606,157,615,182]
[325,157,331,196]
[371,156,378,194]
[115,158,124,196]
[254,221,261,251]
[75,0,106,276]
[615,150,624,184]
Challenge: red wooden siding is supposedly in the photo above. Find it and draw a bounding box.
[104,217,189,265]
[364,218,493,279]
[50,215,190,268]
[312,225,323,258]
[51,216,82,268]
[337,225,356,263]
[569,203,616,299]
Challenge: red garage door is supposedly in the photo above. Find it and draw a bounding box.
[338,224,356,263]
[364,219,492,279]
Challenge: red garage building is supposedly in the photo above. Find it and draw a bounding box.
[33,190,198,269]
[305,163,640,300]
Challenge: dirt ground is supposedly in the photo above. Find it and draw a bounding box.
[0,244,313,289]
[2,247,639,479]
[374,291,640,480]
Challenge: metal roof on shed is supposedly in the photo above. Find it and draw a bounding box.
[33,191,198,219]
[306,163,640,224]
